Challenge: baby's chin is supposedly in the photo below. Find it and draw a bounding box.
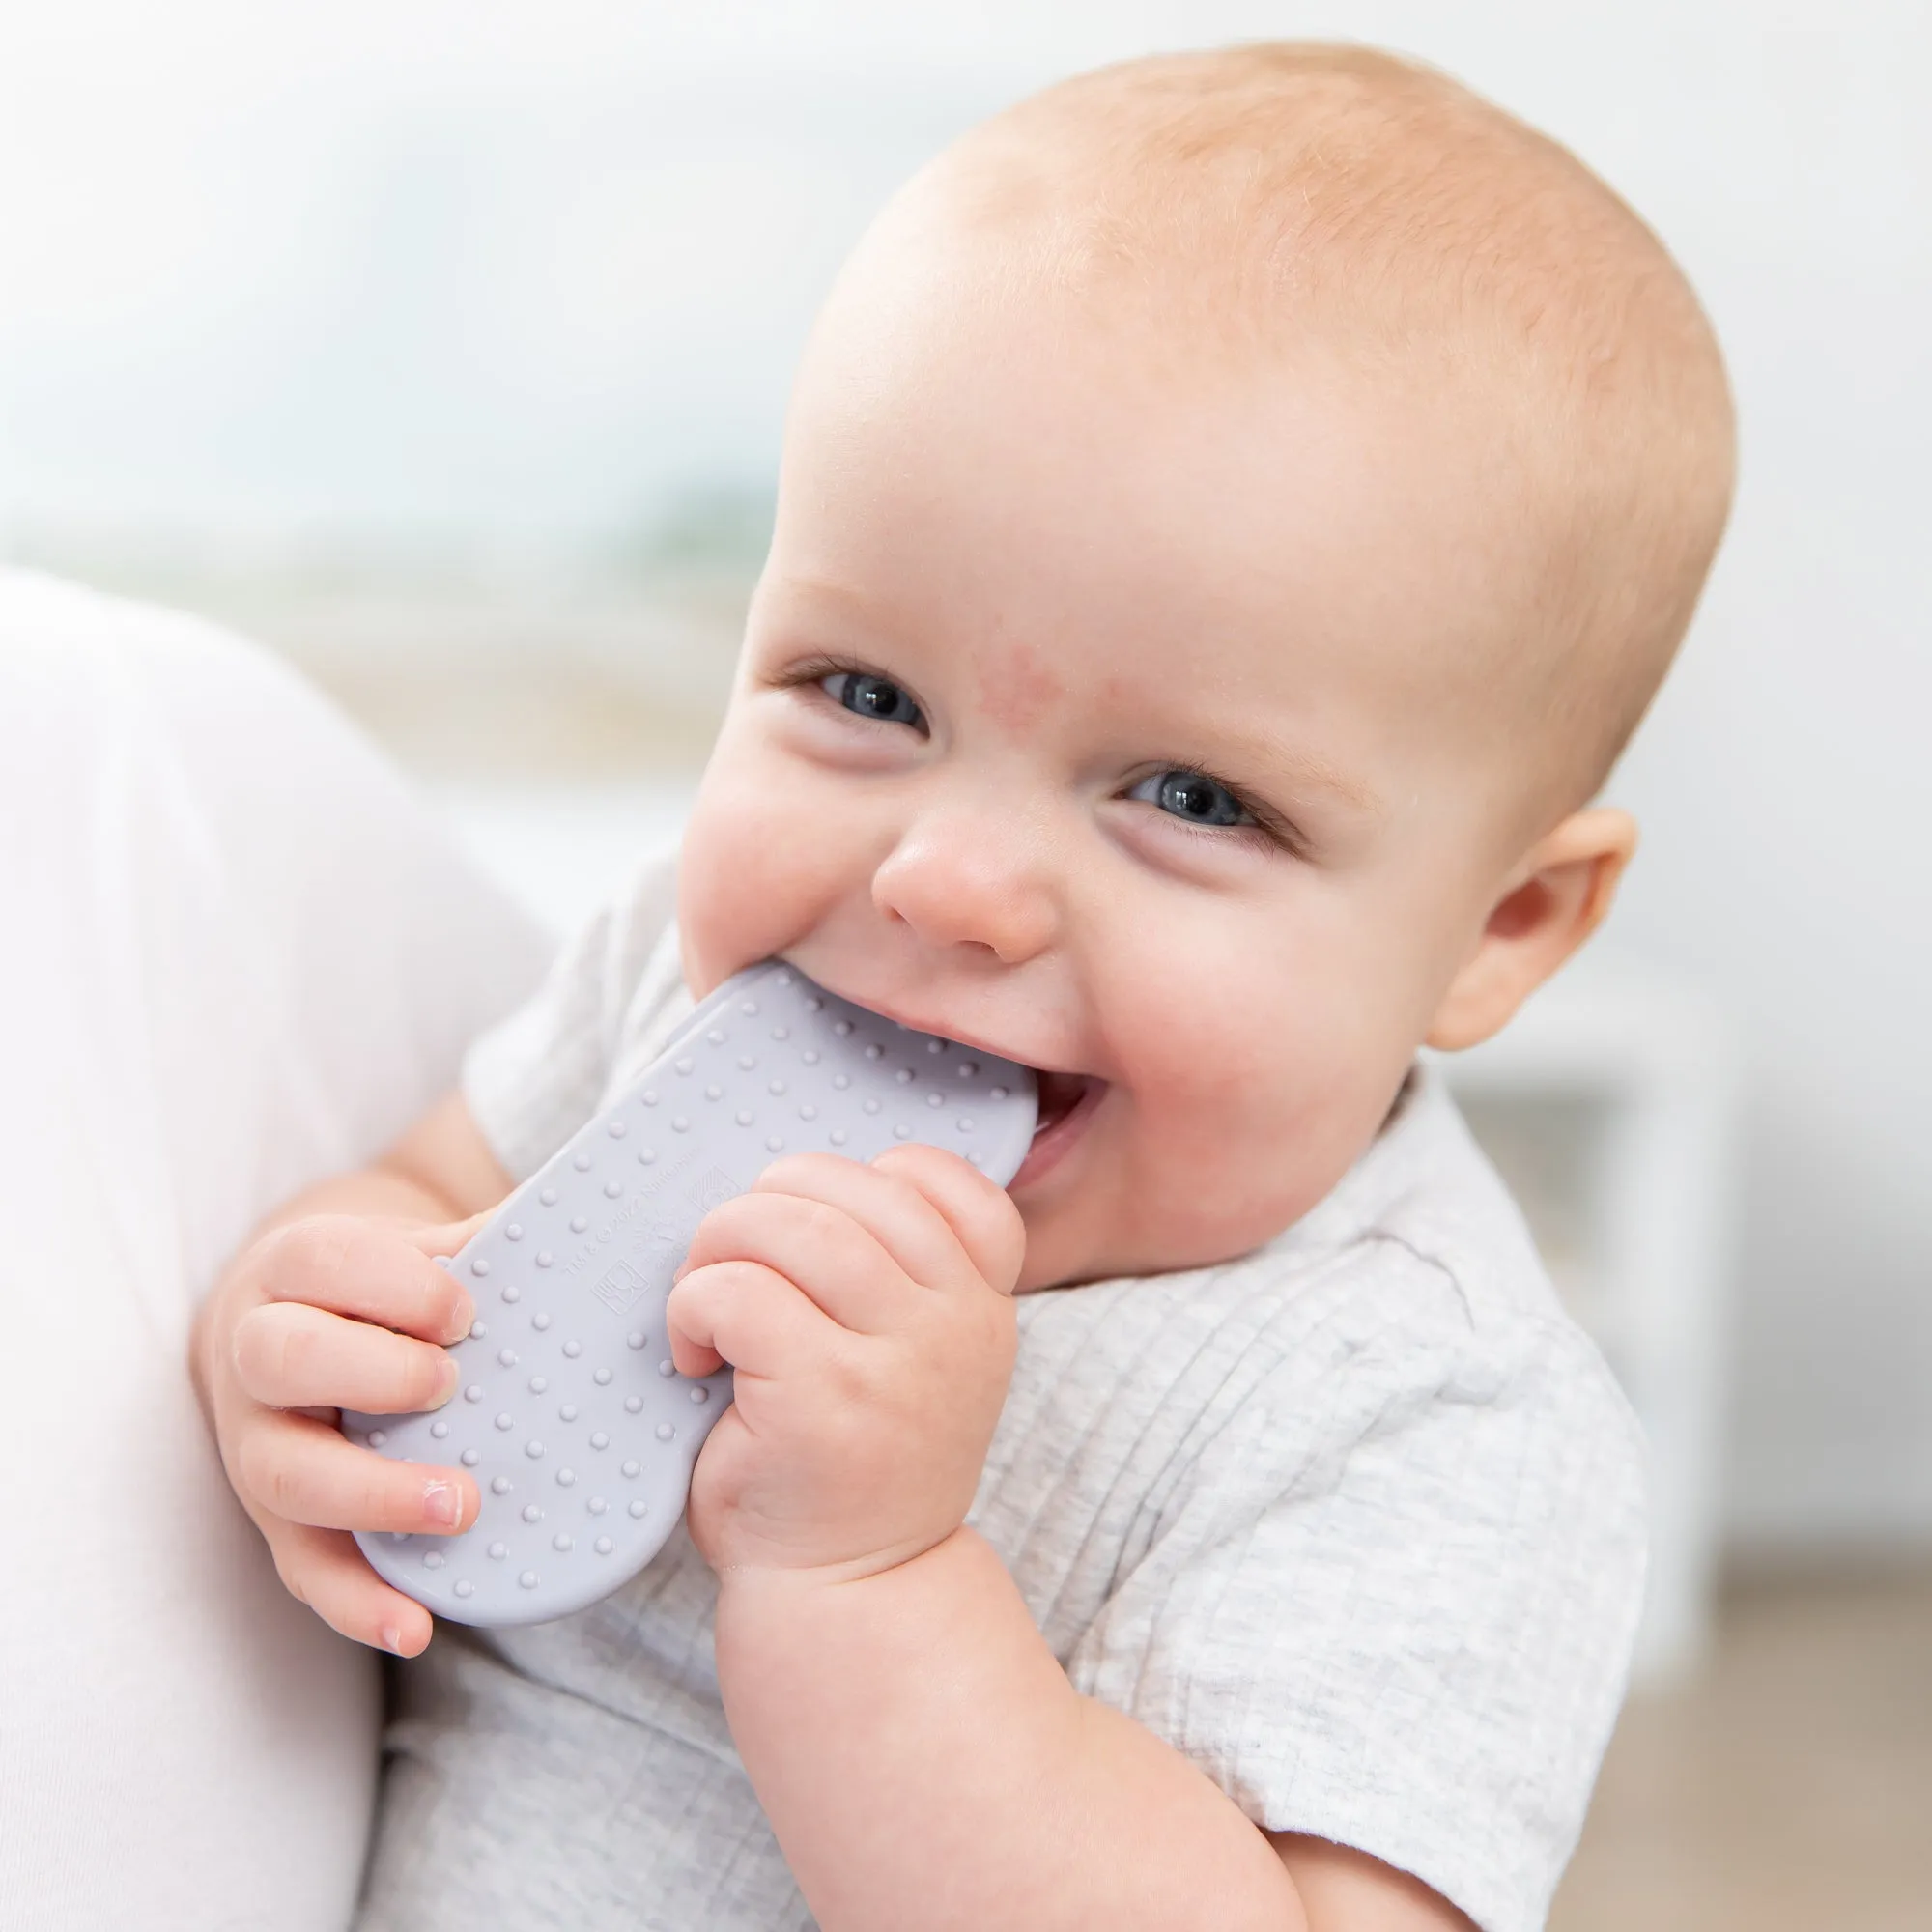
[1012,1186,1293,1293]
[1010,1094,1378,1292]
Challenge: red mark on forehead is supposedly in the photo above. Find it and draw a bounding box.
[975,639,1065,736]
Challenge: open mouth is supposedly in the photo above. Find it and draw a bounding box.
[779,960,1102,1188]
[1013,1068,1105,1188]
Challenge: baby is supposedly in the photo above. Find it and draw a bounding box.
[193,43,1733,1932]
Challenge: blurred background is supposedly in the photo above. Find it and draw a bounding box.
[2,3,1927,1924]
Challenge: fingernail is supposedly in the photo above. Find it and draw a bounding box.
[429,1353,461,1407]
[445,1294,476,1342]
[380,1625,406,1655]
[423,1479,461,1527]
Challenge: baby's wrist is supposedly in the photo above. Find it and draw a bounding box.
[712,1529,1005,1735]
[711,1527,1060,1794]
[712,1523,978,1622]
[711,1522,974,1600]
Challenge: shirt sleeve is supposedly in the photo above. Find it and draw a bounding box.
[1063,1244,1647,1932]
[462,849,680,1181]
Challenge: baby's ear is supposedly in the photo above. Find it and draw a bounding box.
[1425,808,1636,1052]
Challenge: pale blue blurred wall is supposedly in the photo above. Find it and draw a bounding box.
[3,1,1928,1548]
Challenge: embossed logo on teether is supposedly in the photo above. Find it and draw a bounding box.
[591,1260,649,1315]
[694,1168,738,1213]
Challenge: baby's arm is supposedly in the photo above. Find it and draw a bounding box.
[723,1544,1468,1932]
[189,1094,514,1656]
[670,1149,1471,1932]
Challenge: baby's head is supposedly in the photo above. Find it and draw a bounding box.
[678,44,1734,1289]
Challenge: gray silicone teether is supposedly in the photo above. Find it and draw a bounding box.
[347,961,1037,1627]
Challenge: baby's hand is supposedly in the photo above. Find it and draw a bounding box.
[667,1146,1025,1579]
[193,1214,484,1654]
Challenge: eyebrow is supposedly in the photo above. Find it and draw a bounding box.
[1268,748,1382,815]
[1169,720,1385,817]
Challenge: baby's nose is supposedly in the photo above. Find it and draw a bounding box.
[870,812,1061,965]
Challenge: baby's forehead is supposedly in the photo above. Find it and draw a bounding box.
[771,341,1517,804]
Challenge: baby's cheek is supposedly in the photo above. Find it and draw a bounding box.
[679,775,799,981]
[1112,971,1405,1263]
[676,741,860,992]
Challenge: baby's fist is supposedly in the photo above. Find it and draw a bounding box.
[667,1144,1024,1580]
[192,1212,485,1655]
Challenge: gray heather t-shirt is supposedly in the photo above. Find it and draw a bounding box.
[356,855,1646,1932]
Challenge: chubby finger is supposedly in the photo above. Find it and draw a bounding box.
[233,1300,460,1414]
[404,1210,493,1259]
[265,1520,436,1656]
[668,1258,840,1379]
[252,1215,477,1345]
[745,1151,985,1298]
[868,1143,1026,1294]
[235,1409,479,1536]
[680,1186,910,1335]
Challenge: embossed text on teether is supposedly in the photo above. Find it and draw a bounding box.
[563,1154,744,1290]
[561,1150,696,1279]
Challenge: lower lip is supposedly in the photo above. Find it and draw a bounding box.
[1010,1078,1106,1191]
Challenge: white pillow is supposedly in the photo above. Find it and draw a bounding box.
[0,571,552,1931]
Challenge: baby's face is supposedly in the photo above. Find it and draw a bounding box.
[679,275,1534,1290]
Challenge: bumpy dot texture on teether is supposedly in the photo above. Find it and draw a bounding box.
[347,962,1038,1628]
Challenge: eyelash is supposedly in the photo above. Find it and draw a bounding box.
[775,657,1299,854]
[781,656,927,730]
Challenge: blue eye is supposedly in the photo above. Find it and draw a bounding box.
[819,670,924,730]
[1128,768,1253,827]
